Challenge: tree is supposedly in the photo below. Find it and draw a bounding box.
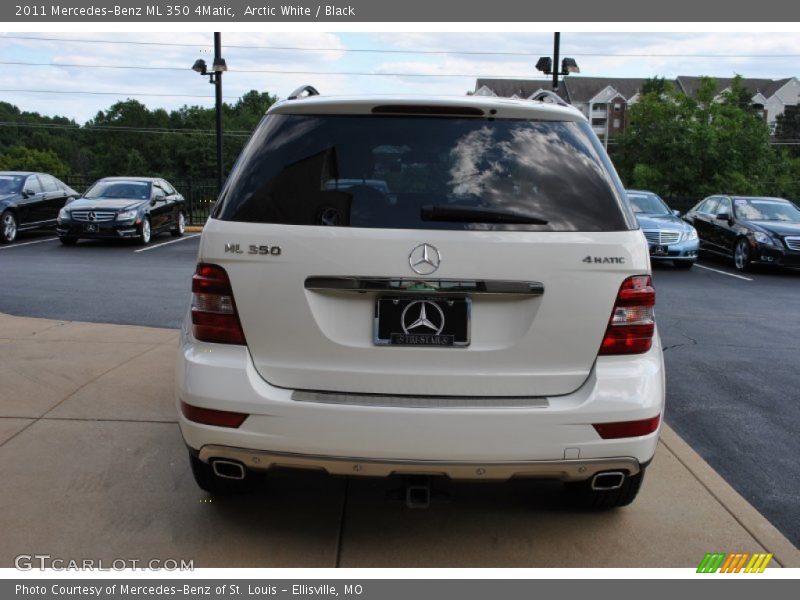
[612,76,793,200]
[0,146,68,173]
[774,105,800,158]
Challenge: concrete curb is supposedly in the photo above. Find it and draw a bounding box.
[660,425,800,567]
[185,225,204,233]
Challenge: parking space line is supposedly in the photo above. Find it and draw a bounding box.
[0,237,58,250]
[134,233,200,253]
[695,263,753,281]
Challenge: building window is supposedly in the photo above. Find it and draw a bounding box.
[613,118,621,128]
[614,104,622,112]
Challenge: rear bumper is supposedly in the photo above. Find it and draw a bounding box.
[195,445,642,481]
[176,316,665,478]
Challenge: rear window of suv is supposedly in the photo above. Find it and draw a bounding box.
[214,114,632,232]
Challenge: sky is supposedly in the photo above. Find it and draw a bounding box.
[1,31,800,123]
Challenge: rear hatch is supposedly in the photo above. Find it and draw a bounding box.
[200,98,646,397]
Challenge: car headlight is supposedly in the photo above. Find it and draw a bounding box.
[753,231,782,246]
[683,227,698,241]
[58,208,69,221]
[117,209,138,221]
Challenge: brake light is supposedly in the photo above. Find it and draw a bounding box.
[180,401,248,428]
[593,415,661,439]
[599,275,655,355]
[191,263,246,345]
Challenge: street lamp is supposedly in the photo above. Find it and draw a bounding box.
[536,33,580,92]
[191,32,227,193]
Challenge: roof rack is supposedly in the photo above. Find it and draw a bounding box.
[287,85,320,100]
[530,90,570,107]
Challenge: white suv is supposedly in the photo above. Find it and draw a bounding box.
[176,93,664,508]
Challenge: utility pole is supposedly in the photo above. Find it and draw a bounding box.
[213,32,224,193]
[552,32,560,91]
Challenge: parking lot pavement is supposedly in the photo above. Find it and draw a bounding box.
[0,231,200,328]
[651,258,800,547]
[1,312,798,568]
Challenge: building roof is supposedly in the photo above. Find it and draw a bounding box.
[474,79,570,101]
[563,77,649,103]
[675,76,780,98]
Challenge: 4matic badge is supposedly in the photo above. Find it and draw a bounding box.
[583,255,625,264]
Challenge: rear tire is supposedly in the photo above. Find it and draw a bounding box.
[673,260,694,269]
[189,452,259,495]
[565,468,646,509]
[59,237,78,246]
[1,210,17,244]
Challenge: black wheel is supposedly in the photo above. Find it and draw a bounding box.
[565,468,646,509]
[673,260,694,269]
[733,238,752,272]
[189,452,259,495]
[59,237,78,246]
[137,217,151,246]
[1,210,17,244]
[170,211,186,237]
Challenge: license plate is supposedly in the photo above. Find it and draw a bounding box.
[84,223,99,233]
[374,296,470,347]
[651,244,668,256]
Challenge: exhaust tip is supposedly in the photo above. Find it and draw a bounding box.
[212,459,246,480]
[591,471,626,491]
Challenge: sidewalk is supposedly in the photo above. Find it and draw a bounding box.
[0,311,797,568]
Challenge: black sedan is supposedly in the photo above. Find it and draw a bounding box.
[1,171,79,243]
[684,195,800,271]
[56,177,186,246]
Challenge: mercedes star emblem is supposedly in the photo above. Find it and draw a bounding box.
[88,212,96,221]
[401,300,445,335]
[408,243,441,275]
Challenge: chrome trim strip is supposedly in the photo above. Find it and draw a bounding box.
[197,445,640,481]
[292,390,549,408]
[305,276,545,296]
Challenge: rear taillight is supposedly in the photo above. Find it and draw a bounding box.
[191,263,246,345]
[180,401,248,428]
[593,415,661,439]
[599,275,655,355]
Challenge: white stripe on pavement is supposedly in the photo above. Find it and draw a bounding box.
[695,263,753,281]
[0,237,58,250]
[134,233,200,253]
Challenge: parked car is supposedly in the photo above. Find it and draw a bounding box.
[0,171,79,243]
[176,93,664,509]
[56,177,186,245]
[625,190,699,269]
[683,195,800,272]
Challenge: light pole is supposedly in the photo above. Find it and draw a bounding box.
[192,32,227,193]
[535,32,580,92]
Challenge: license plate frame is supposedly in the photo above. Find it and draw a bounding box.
[84,223,99,233]
[650,244,669,256]
[373,296,471,347]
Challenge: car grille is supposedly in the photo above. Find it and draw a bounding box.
[70,211,116,222]
[643,230,681,245]
[785,236,800,251]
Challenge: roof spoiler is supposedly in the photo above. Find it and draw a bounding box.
[287,85,320,100]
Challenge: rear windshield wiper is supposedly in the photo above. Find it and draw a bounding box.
[421,204,549,225]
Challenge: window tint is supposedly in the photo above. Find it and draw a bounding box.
[39,174,60,193]
[25,175,43,194]
[698,197,719,214]
[214,114,631,232]
[715,197,732,216]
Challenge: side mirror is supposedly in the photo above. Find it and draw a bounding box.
[22,189,35,198]
[716,212,731,222]
[672,209,681,217]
